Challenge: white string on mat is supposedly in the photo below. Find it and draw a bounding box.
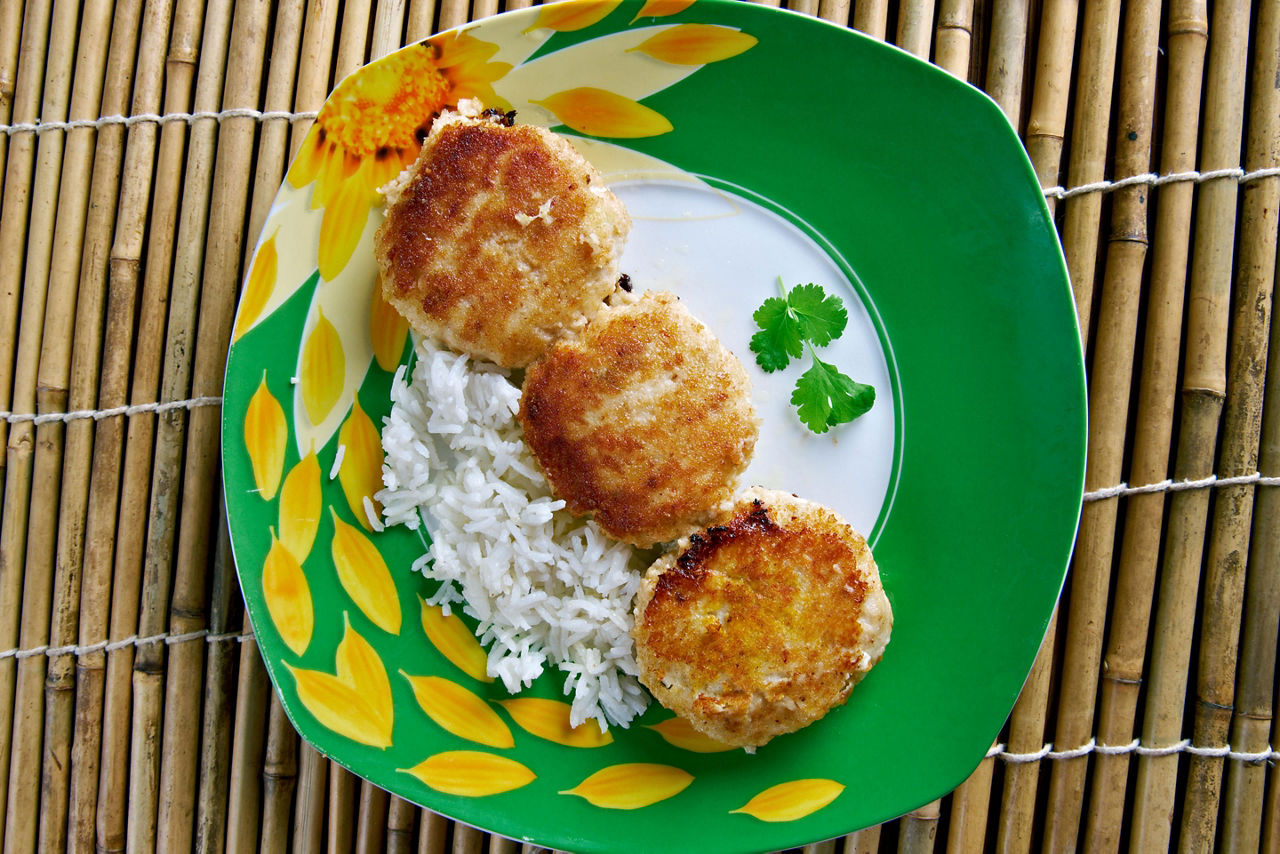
[0,110,1278,199]
[1083,472,1280,501]
[987,738,1277,764]
[0,628,256,661]
[0,395,223,425]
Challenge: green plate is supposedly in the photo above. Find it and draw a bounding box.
[222,1,1085,850]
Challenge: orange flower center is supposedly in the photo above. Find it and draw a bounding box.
[315,44,452,157]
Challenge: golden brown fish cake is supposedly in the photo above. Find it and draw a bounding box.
[518,291,758,547]
[632,487,892,749]
[374,106,630,368]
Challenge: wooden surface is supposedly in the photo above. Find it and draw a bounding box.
[1,0,1278,851]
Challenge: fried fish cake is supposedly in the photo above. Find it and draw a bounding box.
[632,487,892,749]
[518,291,758,547]
[374,105,630,368]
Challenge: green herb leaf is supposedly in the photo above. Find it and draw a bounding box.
[791,356,876,434]
[786,282,848,347]
[749,296,803,372]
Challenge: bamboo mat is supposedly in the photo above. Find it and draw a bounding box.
[0,0,1277,851]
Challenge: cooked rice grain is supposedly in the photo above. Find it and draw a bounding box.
[377,337,649,729]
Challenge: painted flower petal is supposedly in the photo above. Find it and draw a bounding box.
[730,779,846,822]
[645,716,735,753]
[337,395,384,530]
[629,24,757,65]
[261,530,314,657]
[631,0,696,20]
[420,599,492,683]
[287,124,325,189]
[498,698,612,748]
[318,173,373,282]
[525,0,622,32]
[533,87,672,138]
[286,663,393,749]
[299,308,345,427]
[370,283,409,372]
[232,230,279,343]
[334,613,395,741]
[244,373,287,501]
[560,764,692,809]
[278,449,322,563]
[402,673,514,748]
[400,751,535,797]
[330,509,401,634]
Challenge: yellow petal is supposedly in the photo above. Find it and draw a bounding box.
[402,673,514,748]
[300,308,345,426]
[629,24,757,65]
[730,779,846,822]
[525,0,621,32]
[278,449,322,562]
[560,764,692,809]
[631,0,696,19]
[261,530,314,657]
[318,176,372,282]
[286,125,325,189]
[498,698,612,748]
[329,509,402,634]
[286,664,393,748]
[400,751,535,796]
[233,231,279,342]
[334,614,395,741]
[420,599,492,683]
[337,395,384,530]
[244,373,287,501]
[534,87,673,139]
[370,284,409,372]
[645,716,735,753]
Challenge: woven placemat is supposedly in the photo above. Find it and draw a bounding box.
[0,0,1277,851]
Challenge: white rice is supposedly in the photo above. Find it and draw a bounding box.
[377,336,650,730]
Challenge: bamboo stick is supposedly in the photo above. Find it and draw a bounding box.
[0,0,83,850]
[1180,7,1274,847]
[852,0,888,39]
[995,611,1057,853]
[440,0,469,32]
[290,0,340,152]
[389,797,418,854]
[0,3,56,845]
[420,810,450,854]
[845,826,881,852]
[1130,2,1255,848]
[945,745,995,852]
[406,0,439,42]
[122,0,235,848]
[454,824,484,854]
[372,0,407,56]
[261,695,299,854]
[898,798,940,853]
[788,0,820,18]
[357,782,391,853]
[895,0,935,58]
[0,0,23,201]
[226,633,271,851]
[336,0,374,78]
[1081,3,1209,850]
[817,0,849,27]
[154,0,273,848]
[192,506,238,854]
[489,837,519,854]
[64,0,174,850]
[329,763,358,852]
[95,0,206,846]
[36,0,142,847]
[984,0,1029,128]
[1039,2,1159,850]
[1057,0,1121,340]
[1024,0,1078,215]
[293,743,328,853]
[934,0,974,79]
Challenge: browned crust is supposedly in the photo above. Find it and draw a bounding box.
[374,116,629,367]
[517,292,758,547]
[632,488,891,748]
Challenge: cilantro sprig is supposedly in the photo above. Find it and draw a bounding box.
[749,279,875,434]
